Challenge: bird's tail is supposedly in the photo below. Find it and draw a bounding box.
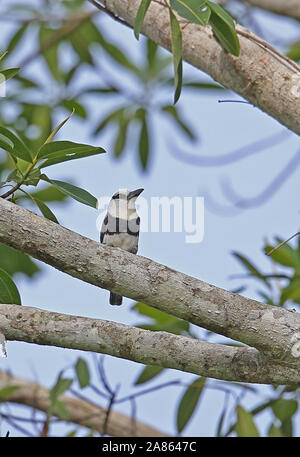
[110,292,123,306]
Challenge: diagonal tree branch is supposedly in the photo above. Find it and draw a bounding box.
[94,0,300,135]
[0,370,167,437]
[1,304,300,384]
[1,198,300,368]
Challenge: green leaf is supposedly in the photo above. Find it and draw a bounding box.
[146,39,158,67]
[29,194,59,224]
[0,244,40,278]
[207,1,240,56]
[161,105,195,140]
[135,365,165,385]
[50,375,73,404]
[268,423,283,437]
[280,278,300,306]
[62,99,87,119]
[134,0,152,39]
[0,126,33,162]
[24,185,67,203]
[170,0,210,26]
[232,251,271,287]
[0,267,22,305]
[177,377,206,433]
[169,9,183,103]
[287,41,300,62]
[183,81,225,90]
[0,68,20,81]
[75,357,90,388]
[264,241,300,272]
[234,405,259,437]
[0,385,19,401]
[41,175,97,208]
[43,110,75,145]
[38,141,105,167]
[113,117,130,158]
[138,110,149,169]
[39,25,61,81]
[53,399,71,420]
[272,399,298,422]
[93,107,128,135]
[6,23,29,55]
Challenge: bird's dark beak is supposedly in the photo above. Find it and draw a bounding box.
[128,188,144,199]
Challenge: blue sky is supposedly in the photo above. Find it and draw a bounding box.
[0,0,300,437]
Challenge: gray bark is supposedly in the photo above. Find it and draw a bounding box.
[1,198,300,381]
[1,304,300,384]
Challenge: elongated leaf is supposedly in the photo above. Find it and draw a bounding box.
[0,126,33,162]
[0,244,40,278]
[234,405,259,437]
[53,399,70,420]
[41,175,97,208]
[135,365,165,385]
[93,107,128,135]
[138,110,149,169]
[43,109,74,146]
[114,117,130,158]
[207,1,240,56]
[169,9,183,104]
[177,377,206,433]
[7,23,28,55]
[264,242,300,272]
[50,375,73,403]
[75,358,90,388]
[232,251,271,287]
[0,68,20,81]
[39,25,61,81]
[63,99,87,119]
[32,197,59,224]
[134,0,152,39]
[0,267,21,305]
[162,105,195,140]
[38,141,105,168]
[170,0,210,26]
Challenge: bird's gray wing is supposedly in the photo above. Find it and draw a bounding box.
[100,214,108,244]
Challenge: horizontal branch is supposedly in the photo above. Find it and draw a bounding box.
[1,304,299,384]
[244,0,300,20]
[101,0,300,135]
[0,369,166,436]
[1,198,300,368]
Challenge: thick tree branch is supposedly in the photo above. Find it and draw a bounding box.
[244,0,300,20]
[0,304,299,384]
[1,199,300,369]
[0,370,166,436]
[96,0,300,135]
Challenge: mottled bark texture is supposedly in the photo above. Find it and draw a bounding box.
[1,304,300,384]
[101,0,300,135]
[1,198,300,382]
[0,370,166,436]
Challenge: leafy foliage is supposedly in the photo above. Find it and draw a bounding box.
[134,0,239,102]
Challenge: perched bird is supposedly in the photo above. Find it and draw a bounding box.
[100,188,144,305]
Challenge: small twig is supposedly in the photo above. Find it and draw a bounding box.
[87,0,131,28]
[102,383,120,436]
[266,232,300,256]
